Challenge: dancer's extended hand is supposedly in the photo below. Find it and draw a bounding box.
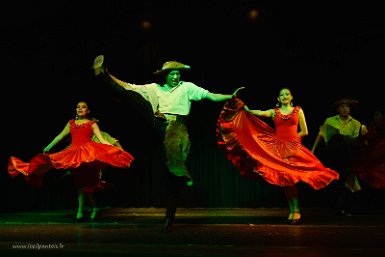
[232,87,245,98]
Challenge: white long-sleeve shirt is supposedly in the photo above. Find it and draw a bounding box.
[122,81,209,116]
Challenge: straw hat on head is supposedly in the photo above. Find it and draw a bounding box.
[153,61,191,75]
[332,98,359,108]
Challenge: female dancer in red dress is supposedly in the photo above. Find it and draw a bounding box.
[353,110,385,189]
[8,100,135,221]
[217,87,339,224]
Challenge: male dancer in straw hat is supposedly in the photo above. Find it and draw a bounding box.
[92,55,244,233]
[311,98,366,216]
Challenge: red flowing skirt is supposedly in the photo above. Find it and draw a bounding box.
[216,98,339,190]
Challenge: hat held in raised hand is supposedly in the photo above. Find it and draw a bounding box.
[153,61,191,75]
[92,55,105,76]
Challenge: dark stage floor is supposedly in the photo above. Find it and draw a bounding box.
[1,207,385,257]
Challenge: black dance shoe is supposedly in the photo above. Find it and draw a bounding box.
[336,209,352,217]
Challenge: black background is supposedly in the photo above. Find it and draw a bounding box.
[1,0,384,210]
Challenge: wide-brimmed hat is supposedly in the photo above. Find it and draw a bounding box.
[153,61,191,75]
[332,98,359,108]
[92,55,105,76]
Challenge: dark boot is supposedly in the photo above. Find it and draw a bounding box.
[161,217,173,233]
[335,187,352,216]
